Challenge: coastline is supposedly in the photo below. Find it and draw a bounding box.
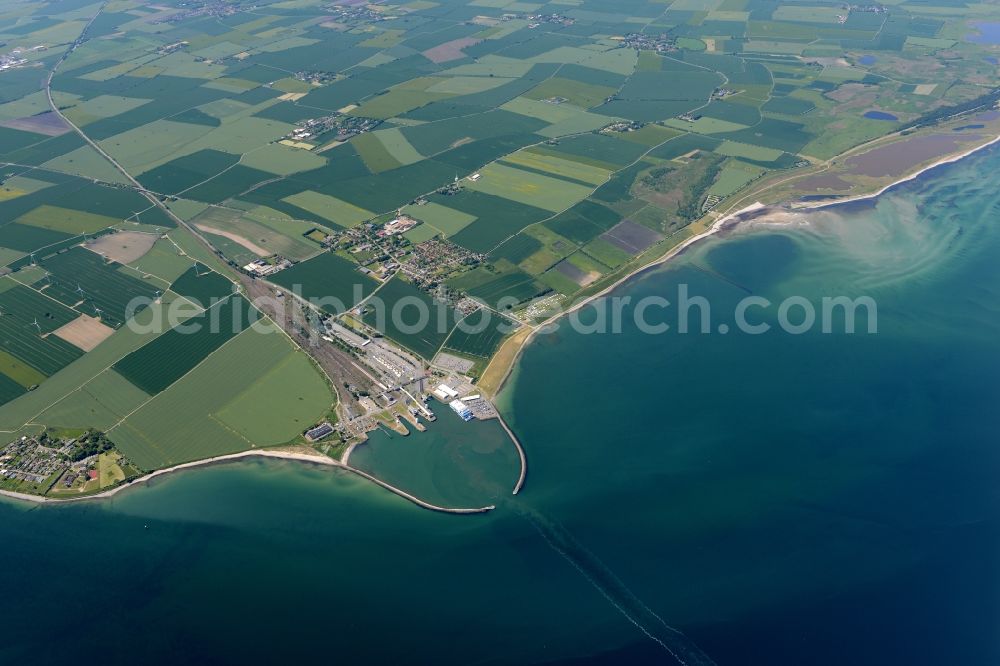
[0,448,495,514]
[7,127,997,513]
[795,132,1000,212]
[478,201,765,402]
[482,128,1000,401]
[0,449,338,505]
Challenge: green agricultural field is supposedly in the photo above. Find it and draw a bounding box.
[137,149,242,196]
[427,76,514,95]
[169,264,234,306]
[282,190,375,228]
[0,374,26,407]
[215,349,331,445]
[352,132,404,173]
[190,206,319,261]
[0,176,53,199]
[165,226,234,277]
[371,128,423,165]
[401,202,477,237]
[182,165,274,204]
[664,117,749,134]
[529,46,637,77]
[541,199,621,245]
[442,308,518,360]
[0,224,74,255]
[488,232,543,265]
[536,133,648,169]
[612,124,683,147]
[0,349,46,388]
[110,323,331,470]
[715,141,785,162]
[0,284,83,378]
[99,120,214,175]
[707,161,767,198]
[64,95,151,125]
[240,143,328,176]
[524,77,617,109]
[113,295,258,395]
[41,145,131,184]
[402,224,440,244]
[269,251,378,313]
[35,368,150,430]
[362,276,455,360]
[502,149,611,186]
[14,205,120,235]
[516,225,576,275]
[164,199,209,221]
[444,56,534,79]
[582,237,633,269]
[37,246,161,327]
[350,89,447,120]
[446,190,552,253]
[564,250,610,277]
[180,117,294,157]
[448,261,546,308]
[129,238,196,283]
[466,163,594,213]
[0,295,188,430]
[501,97,613,136]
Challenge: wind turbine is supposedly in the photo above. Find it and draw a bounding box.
[28,318,41,333]
[75,283,85,295]
[29,253,36,266]
[93,305,103,318]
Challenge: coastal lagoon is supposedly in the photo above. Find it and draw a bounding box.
[966,21,1000,44]
[863,110,899,121]
[2,145,1000,664]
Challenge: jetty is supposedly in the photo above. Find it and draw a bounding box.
[495,410,527,495]
[343,464,494,514]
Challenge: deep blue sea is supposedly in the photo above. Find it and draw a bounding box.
[2,145,999,665]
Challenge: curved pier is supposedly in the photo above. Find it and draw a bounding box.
[343,464,494,514]
[495,411,527,495]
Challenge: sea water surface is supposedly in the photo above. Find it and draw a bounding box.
[2,145,1000,664]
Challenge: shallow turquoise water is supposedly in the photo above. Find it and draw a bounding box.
[2,145,1000,664]
[349,405,518,508]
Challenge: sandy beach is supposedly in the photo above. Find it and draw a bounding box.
[0,446,495,513]
[0,448,338,505]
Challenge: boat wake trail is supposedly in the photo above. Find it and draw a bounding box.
[511,503,716,666]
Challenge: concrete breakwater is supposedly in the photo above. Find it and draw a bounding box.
[0,449,496,515]
[495,410,528,495]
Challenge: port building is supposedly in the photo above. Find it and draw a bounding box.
[433,384,458,400]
